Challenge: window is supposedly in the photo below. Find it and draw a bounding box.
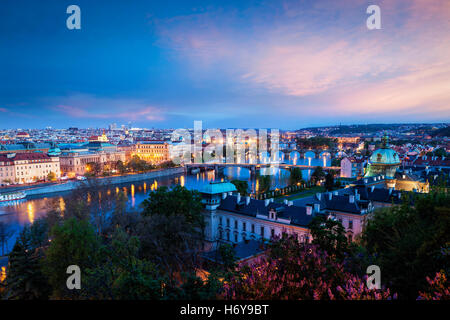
[348,220,353,230]
[219,217,222,226]
[243,222,246,232]
[234,234,238,243]
[251,224,255,233]
[234,220,238,229]
[271,228,275,238]
[260,226,264,237]
[226,218,230,227]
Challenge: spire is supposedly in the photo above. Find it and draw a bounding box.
[382,132,389,148]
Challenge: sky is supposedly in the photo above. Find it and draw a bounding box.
[0,0,449,129]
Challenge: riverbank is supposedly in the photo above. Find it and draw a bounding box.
[22,167,185,197]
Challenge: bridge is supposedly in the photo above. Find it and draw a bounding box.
[185,162,340,175]
[281,148,338,159]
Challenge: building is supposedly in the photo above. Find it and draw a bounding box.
[364,135,401,180]
[364,135,429,192]
[59,141,125,177]
[0,152,60,184]
[132,141,170,164]
[59,148,125,177]
[340,157,367,178]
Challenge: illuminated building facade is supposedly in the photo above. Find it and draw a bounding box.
[132,141,170,164]
[0,152,60,184]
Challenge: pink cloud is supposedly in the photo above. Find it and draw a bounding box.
[0,108,8,113]
[55,105,164,121]
[53,95,165,121]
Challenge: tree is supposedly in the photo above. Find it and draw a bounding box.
[137,213,203,279]
[141,185,204,231]
[309,215,349,261]
[128,155,150,172]
[417,271,449,300]
[116,160,127,174]
[82,226,163,300]
[231,180,249,196]
[47,171,56,182]
[311,166,325,185]
[362,191,450,299]
[223,236,395,300]
[289,168,303,186]
[3,228,50,299]
[257,175,272,194]
[324,172,335,191]
[43,218,102,299]
[86,162,101,176]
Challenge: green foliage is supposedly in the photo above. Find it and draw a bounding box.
[311,166,325,184]
[324,172,334,191]
[296,137,337,149]
[82,227,162,300]
[86,162,101,176]
[217,243,237,273]
[43,218,102,299]
[3,228,50,299]
[47,171,56,182]
[116,160,127,174]
[362,191,450,299]
[257,175,272,194]
[127,155,154,172]
[289,167,303,186]
[309,215,349,261]
[231,180,249,196]
[141,185,203,229]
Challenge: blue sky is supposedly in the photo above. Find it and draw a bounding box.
[0,0,449,129]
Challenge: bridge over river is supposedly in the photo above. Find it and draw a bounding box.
[185,162,340,175]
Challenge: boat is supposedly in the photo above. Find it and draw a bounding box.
[0,191,27,202]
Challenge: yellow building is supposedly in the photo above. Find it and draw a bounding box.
[132,141,170,164]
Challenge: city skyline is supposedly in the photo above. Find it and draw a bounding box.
[1,0,450,129]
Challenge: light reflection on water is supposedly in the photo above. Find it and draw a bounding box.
[0,155,329,253]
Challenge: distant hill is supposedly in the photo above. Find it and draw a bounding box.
[431,125,450,137]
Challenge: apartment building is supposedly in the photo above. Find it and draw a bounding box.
[132,141,170,164]
[0,153,60,184]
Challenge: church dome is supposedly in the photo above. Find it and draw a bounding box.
[199,181,237,195]
[369,148,400,165]
[364,134,401,179]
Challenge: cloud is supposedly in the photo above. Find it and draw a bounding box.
[51,95,165,121]
[0,108,8,113]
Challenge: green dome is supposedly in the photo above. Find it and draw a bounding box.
[199,181,237,195]
[369,148,400,165]
[48,147,61,156]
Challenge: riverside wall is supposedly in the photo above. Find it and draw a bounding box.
[23,167,185,197]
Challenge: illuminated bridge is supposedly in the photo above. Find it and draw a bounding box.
[185,162,340,174]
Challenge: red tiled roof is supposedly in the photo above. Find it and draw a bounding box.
[0,152,51,163]
[413,156,450,167]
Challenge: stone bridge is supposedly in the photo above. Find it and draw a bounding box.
[185,162,340,175]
